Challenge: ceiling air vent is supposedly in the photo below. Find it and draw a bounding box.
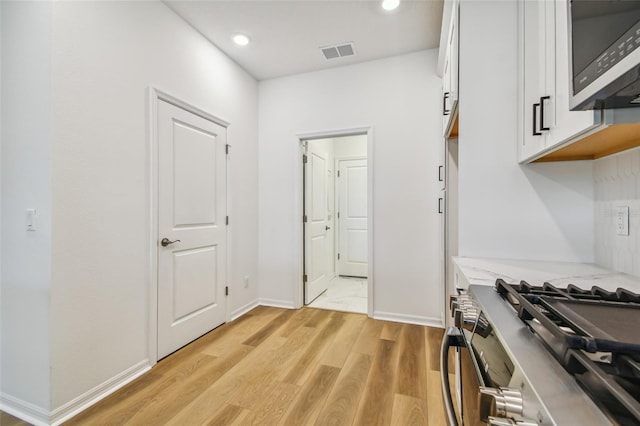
[321,42,356,60]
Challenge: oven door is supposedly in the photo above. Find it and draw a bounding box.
[442,309,516,426]
[441,327,487,426]
[460,342,485,426]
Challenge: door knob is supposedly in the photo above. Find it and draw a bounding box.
[326,226,331,230]
[161,238,181,247]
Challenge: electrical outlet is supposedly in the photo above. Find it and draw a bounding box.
[615,206,629,236]
[244,275,249,288]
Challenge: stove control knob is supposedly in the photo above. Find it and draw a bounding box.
[488,417,538,426]
[453,306,478,330]
[452,294,478,329]
[479,387,524,421]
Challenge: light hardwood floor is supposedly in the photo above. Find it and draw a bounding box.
[54,307,448,425]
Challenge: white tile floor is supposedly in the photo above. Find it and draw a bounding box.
[307,276,367,314]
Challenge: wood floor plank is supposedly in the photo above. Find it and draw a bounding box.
[426,326,445,371]
[396,324,428,399]
[381,320,404,341]
[125,346,253,425]
[240,381,299,426]
[242,308,296,346]
[64,310,450,426]
[163,336,288,426]
[276,307,316,337]
[390,393,429,426]
[63,371,167,425]
[352,317,385,355]
[354,339,400,426]
[279,365,341,425]
[319,312,367,368]
[282,316,345,385]
[170,324,311,425]
[0,411,31,426]
[67,351,222,425]
[198,308,283,357]
[203,404,245,426]
[427,370,447,426]
[303,308,333,328]
[314,352,372,426]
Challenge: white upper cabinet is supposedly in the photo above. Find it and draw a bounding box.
[439,0,459,138]
[519,0,603,163]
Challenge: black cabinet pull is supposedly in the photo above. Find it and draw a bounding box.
[439,165,444,182]
[532,103,542,136]
[443,92,451,116]
[540,96,550,131]
[438,197,444,214]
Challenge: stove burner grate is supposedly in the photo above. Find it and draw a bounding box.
[495,279,640,424]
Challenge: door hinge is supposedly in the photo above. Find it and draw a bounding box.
[337,170,340,177]
[303,274,308,282]
[226,215,229,226]
[226,144,230,155]
[303,215,307,223]
[337,253,340,260]
[225,286,229,296]
[337,211,340,219]
[303,154,308,164]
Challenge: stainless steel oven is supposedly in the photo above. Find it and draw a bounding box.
[440,285,613,426]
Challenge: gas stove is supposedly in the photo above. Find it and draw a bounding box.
[441,279,640,426]
[495,279,640,425]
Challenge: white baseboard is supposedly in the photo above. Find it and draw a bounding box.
[258,298,296,309]
[49,359,151,425]
[373,311,444,328]
[0,393,50,426]
[230,299,260,321]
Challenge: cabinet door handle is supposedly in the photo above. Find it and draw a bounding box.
[532,103,542,136]
[439,165,444,182]
[443,92,451,116]
[540,96,550,131]
[438,197,444,214]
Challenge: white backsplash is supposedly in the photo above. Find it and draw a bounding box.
[594,146,640,277]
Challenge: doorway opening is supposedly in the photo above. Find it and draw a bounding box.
[301,133,370,314]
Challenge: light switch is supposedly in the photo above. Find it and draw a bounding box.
[615,206,629,236]
[26,208,36,231]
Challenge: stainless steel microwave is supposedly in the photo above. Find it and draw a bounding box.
[569,0,640,110]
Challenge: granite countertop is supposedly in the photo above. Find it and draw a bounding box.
[452,256,640,294]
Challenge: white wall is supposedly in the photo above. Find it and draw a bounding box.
[258,50,444,324]
[2,1,259,421]
[50,1,259,415]
[594,146,640,277]
[334,135,367,158]
[458,0,594,262]
[1,0,53,417]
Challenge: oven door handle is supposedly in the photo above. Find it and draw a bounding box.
[441,326,464,426]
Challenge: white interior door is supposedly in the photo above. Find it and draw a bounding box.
[304,146,330,304]
[157,99,227,359]
[338,158,368,277]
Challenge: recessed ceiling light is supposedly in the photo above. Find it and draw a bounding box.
[232,34,250,46]
[382,0,400,11]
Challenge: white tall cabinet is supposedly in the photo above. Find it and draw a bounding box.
[441,0,459,138]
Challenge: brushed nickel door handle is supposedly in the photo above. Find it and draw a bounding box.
[161,238,181,247]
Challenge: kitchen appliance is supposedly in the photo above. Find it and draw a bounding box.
[569,0,640,110]
[441,279,640,425]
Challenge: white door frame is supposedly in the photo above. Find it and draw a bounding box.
[294,127,374,317]
[148,87,231,364]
